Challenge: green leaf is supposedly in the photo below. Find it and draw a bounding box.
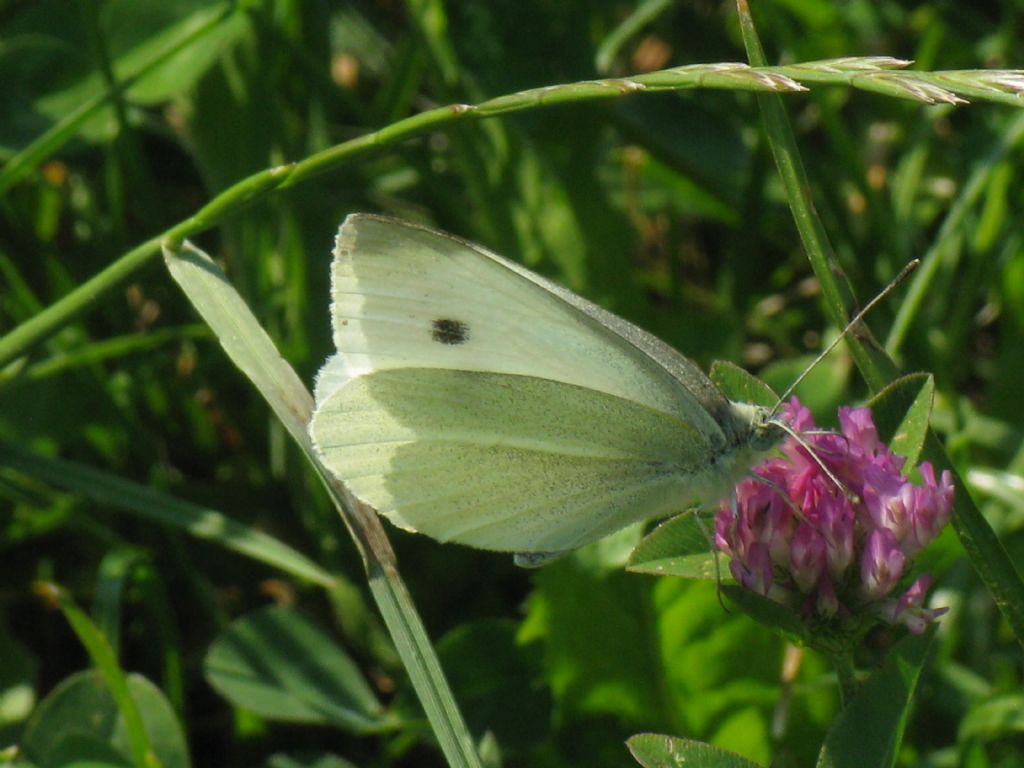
[0,4,239,194]
[518,560,666,725]
[758,348,849,418]
[203,606,391,732]
[719,585,806,641]
[627,733,764,767]
[959,693,1024,741]
[816,630,935,768]
[627,513,719,580]
[16,2,238,122]
[20,670,188,768]
[162,240,315,450]
[520,563,784,748]
[92,548,148,658]
[265,755,359,768]
[107,3,247,105]
[710,361,777,407]
[46,733,129,768]
[867,374,934,468]
[0,620,37,736]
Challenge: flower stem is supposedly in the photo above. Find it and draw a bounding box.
[832,652,859,708]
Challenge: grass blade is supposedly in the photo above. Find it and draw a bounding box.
[0,442,337,590]
[163,239,482,768]
[0,57,1014,370]
[35,582,160,768]
[0,4,234,196]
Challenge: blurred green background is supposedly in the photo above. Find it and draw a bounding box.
[2,0,1024,766]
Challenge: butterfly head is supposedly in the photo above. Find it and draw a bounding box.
[753,407,789,452]
[728,400,786,453]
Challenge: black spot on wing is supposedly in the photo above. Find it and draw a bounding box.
[431,318,470,345]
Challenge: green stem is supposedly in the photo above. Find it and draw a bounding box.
[832,651,859,708]
[0,164,286,372]
[737,1,885,385]
[0,233,164,370]
[80,0,132,134]
[4,58,1021,369]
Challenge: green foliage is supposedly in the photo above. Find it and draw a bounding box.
[817,631,934,768]
[20,670,188,768]
[868,373,935,468]
[628,733,764,768]
[2,1,1024,767]
[435,620,551,753]
[203,606,391,731]
[709,361,778,408]
[627,513,720,580]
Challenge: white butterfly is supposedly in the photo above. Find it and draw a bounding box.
[309,214,782,565]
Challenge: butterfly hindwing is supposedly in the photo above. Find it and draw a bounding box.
[312,367,716,552]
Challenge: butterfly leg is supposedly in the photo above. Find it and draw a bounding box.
[514,550,570,568]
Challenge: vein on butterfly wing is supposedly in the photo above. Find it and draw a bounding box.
[431,478,684,545]
[335,242,564,322]
[313,425,699,462]
[372,463,690,546]
[313,378,707,458]
[331,449,684,483]
[331,434,755,541]
[391,463,669,516]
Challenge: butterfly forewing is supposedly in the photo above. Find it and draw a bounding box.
[324,215,729,444]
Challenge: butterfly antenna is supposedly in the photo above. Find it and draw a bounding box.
[770,419,860,505]
[768,259,920,420]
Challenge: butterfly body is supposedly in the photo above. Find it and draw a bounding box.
[310,215,782,559]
